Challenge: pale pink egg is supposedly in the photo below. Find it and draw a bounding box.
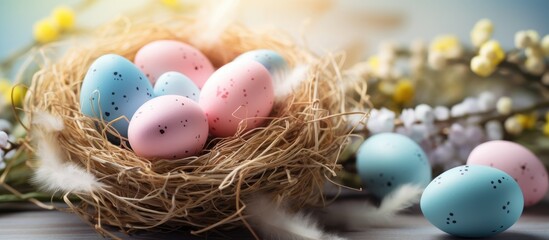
[467,140,549,206]
[199,60,274,137]
[128,95,208,159]
[134,40,214,88]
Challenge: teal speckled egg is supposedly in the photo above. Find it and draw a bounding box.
[153,71,200,102]
[356,133,432,198]
[235,49,288,74]
[421,165,523,238]
[80,54,154,138]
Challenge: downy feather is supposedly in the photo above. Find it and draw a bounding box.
[195,0,241,46]
[32,131,103,193]
[273,65,310,101]
[323,184,423,230]
[248,196,346,240]
[31,110,64,132]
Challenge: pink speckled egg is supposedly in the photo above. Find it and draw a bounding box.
[199,60,274,137]
[134,40,214,88]
[128,95,208,159]
[467,140,548,206]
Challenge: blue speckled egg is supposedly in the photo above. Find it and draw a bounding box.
[235,49,288,74]
[421,165,524,238]
[153,71,200,102]
[80,54,154,138]
[356,133,432,198]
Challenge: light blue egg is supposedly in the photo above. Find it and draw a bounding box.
[421,165,523,238]
[235,49,288,74]
[80,54,154,138]
[356,133,432,198]
[153,71,200,102]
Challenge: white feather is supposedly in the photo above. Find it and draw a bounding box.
[32,110,64,132]
[195,0,241,46]
[34,162,103,193]
[378,184,424,214]
[323,184,423,230]
[274,65,310,101]
[33,132,63,167]
[248,196,346,240]
[32,132,102,193]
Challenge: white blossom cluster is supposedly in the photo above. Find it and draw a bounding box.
[0,119,15,170]
[515,30,548,75]
[351,91,517,170]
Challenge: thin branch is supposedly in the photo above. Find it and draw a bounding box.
[479,99,549,124]
[0,0,98,73]
[393,98,549,129]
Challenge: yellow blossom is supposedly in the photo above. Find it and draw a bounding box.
[515,113,537,130]
[378,81,395,95]
[161,0,180,8]
[525,46,544,59]
[470,55,495,77]
[12,86,26,107]
[471,31,491,48]
[393,80,414,105]
[505,117,523,135]
[0,80,11,103]
[0,80,27,107]
[542,35,549,56]
[470,19,493,47]
[430,35,462,58]
[367,55,380,72]
[367,55,393,77]
[479,40,505,65]
[52,5,75,30]
[473,19,494,33]
[33,18,59,43]
[428,51,446,70]
[515,30,540,49]
[496,97,512,115]
[544,122,549,136]
[525,30,540,44]
[524,57,545,75]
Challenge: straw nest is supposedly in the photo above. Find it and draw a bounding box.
[23,16,369,235]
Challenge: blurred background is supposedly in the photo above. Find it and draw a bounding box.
[2,0,549,68]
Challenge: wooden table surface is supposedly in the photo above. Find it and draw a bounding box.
[1,199,548,240]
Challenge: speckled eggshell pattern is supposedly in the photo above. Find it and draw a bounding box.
[79,54,154,138]
[128,95,208,159]
[356,132,432,198]
[235,49,288,74]
[421,165,523,238]
[134,40,214,88]
[153,71,200,102]
[199,60,274,137]
[467,140,549,206]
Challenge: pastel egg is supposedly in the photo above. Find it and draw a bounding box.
[199,60,274,137]
[421,165,523,238]
[467,140,548,206]
[134,40,214,88]
[80,54,154,138]
[356,133,432,198]
[128,95,208,159]
[235,49,288,74]
[153,71,200,102]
